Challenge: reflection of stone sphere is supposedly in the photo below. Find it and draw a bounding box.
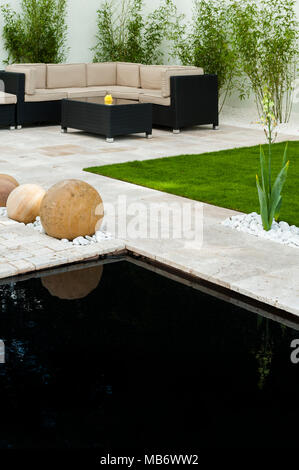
[41,265,103,300]
[0,174,19,207]
[6,184,46,224]
[40,179,104,240]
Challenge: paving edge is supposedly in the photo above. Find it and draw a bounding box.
[0,242,298,322]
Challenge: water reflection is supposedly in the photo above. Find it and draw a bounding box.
[41,265,103,300]
[0,260,299,449]
[253,317,287,390]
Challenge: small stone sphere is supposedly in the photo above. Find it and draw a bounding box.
[7,184,46,224]
[41,265,103,300]
[40,179,104,240]
[0,174,19,207]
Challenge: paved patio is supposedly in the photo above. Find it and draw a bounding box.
[0,123,298,318]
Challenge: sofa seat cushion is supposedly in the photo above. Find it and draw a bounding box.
[47,63,86,88]
[7,63,46,88]
[106,85,141,100]
[139,93,170,106]
[67,87,107,98]
[116,63,141,88]
[34,87,106,98]
[140,88,170,105]
[6,65,36,95]
[0,91,17,105]
[139,88,164,96]
[87,63,117,86]
[25,89,67,102]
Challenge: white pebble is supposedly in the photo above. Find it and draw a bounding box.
[222,212,299,249]
[73,236,89,246]
[279,221,289,231]
[0,211,113,246]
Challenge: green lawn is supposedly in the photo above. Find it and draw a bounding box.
[84,141,299,226]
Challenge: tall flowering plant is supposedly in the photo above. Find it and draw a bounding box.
[256,86,289,231]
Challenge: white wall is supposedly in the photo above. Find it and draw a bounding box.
[0,0,190,66]
[1,0,299,118]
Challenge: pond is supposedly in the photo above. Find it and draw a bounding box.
[0,256,298,451]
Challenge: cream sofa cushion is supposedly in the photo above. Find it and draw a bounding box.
[140,65,168,90]
[117,63,140,88]
[42,86,108,98]
[25,89,67,102]
[7,63,46,88]
[107,85,142,100]
[47,63,86,88]
[140,65,202,96]
[139,93,170,106]
[87,63,117,86]
[161,67,204,97]
[6,65,36,95]
[139,88,164,96]
[0,91,17,105]
[67,87,107,98]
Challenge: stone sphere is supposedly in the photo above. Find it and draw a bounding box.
[0,174,19,186]
[41,265,103,300]
[0,174,19,207]
[40,179,104,240]
[7,184,46,224]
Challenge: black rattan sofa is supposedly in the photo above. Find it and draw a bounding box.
[152,74,218,132]
[0,70,61,127]
[0,62,218,132]
[0,74,19,128]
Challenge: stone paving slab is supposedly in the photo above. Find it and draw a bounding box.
[0,215,125,277]
[0,124,298,319]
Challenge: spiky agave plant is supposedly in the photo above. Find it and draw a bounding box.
[256,86,290,231]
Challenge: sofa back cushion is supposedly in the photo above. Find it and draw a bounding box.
[117,63,140,88]
[161,67,204,97]
[86,63,117,86]
[7,63,46,89]
[47,63,86,88]
[6,65,37,95]
[140,65,167,90]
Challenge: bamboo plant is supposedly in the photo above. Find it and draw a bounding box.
[1,0,68,64]
[231,0,299,123]
[256,87,289,231]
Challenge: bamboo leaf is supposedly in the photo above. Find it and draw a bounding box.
[256,175,270,231]
[282,142,288,167]
[259,145,269,197]
[274,196,282,221]
[268,161,289,224]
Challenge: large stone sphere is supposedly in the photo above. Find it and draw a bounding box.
[0,174,19,207]
[41,265,103,300]
[40,179,104,240]
[7,184,46,224]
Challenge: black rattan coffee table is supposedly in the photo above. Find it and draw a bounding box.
[61,97,152,143]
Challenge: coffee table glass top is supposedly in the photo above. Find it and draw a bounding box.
[67,96,140,106]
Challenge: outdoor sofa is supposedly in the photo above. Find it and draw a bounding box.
[0,62,218,132]
[0,89,17,128]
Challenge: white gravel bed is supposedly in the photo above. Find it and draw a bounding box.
[0,207,113,246]
[222,212,299,248]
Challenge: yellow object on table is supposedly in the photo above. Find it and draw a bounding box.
[104,94,113,105]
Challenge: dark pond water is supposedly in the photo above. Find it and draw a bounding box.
[0,258,299,451]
